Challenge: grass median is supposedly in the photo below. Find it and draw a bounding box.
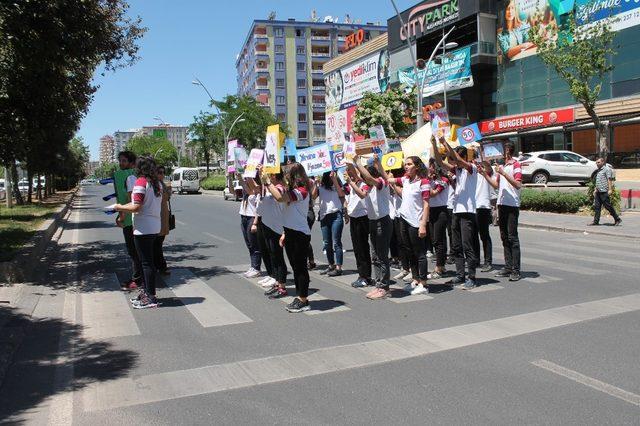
[0,203,59,262]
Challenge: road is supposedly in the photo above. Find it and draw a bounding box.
[1,186,639,424]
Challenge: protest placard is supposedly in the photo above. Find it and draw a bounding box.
[243,149,264,178]
[264,125,280,174]
[341,132,356,164]
[296,144,332,177]
[284,138,297,157]
[428,109,451,141]
[482,142,504,160]
[368,125,389,155]
[233,147,248,174]
[457,123,482,146]
[382,151,404,171]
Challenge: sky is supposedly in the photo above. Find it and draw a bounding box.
[78,0,416,160]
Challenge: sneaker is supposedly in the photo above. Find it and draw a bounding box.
[426,251,434,258]
[402,273,415,283]
[614,218,622,226]
[351,278,369,288]
[327,269,343,277]
[285,297,310,313]
[258,276,271,285]
[390,260,400,269]
[480,263,493,273]
[133,295,159,309]
[446,256,455,265]
[246,269,261,278]
[394,270,409,280]
[130,290,145,303]
[264,285,279,296]
[586,222,599,226]
[242,268,255,277]
[261,277,276,288]
[308,262,317,270]
[494,268,511,278]
[427,271,444,280]
[509,271,521,282]
[366,288,389,300]
[268,287,288,299]
[459,278,477,290]
[410,284,428,295]
[120,280,138,291]
[403,281,418,292]
[319,266,335,275]
[446,276,465,285]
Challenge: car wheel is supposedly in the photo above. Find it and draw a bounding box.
[532,171,549,185]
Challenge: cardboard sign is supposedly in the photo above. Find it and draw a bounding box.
[284,138,297,158]
[457,123,482,146]
[233,147,248,174]
[368,125,389,155]
[428,109,451,141]
[482,142,504,161]
[264,125,280,174]
[382,151,404,171]
[243,149,264,178]
[296,144,332,177]
[388,140,402,153]
[401,123,432,164]
[330,149,346,171]
[342,132,356,164]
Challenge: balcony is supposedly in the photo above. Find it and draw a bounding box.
[312,85,324,92]
[254,33,268,40]
[254,49,269,57]
[311,52,330,58]
[311,35,330,41]
[311,69,323,75]
[256,84,269,90]
[312,120,325,125]
[312,102,326,108]
[313,135,325,142]
[255,67,269,74]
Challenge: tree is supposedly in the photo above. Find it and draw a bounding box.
[95,162,118,179]
[126,135,178,167]
[188,111,222,177]
[529,9,616,159]
[352,87,416,138]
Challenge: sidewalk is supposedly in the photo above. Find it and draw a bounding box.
[519,210,640,239]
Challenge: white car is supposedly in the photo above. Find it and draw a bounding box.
[519,150,598,185]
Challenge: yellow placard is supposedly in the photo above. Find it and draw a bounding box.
[382,151,404,171]
[449,124,459,142]
[264,124,281,174]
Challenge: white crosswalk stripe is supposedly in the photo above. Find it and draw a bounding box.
[525,246,637,269]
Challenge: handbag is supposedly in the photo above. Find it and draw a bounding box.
[168,199,176,231]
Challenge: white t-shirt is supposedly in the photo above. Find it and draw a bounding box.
[453,165,478,214]
[497,159,523,208]
[317,186,342,220]
[345,181,368,218]
[395,176,431,228]
[429,177,449,208]
[446,180,456,210]
[283,186,311,235]
[126,174,137,193]
[363,178,390,220]
[475,172,493,210]
[389,192,402,220]
[239,193,258,217]
[132,177,162,235]
[257,185,284,234]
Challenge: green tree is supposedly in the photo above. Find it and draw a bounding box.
[95,162,118,179]
[352,87,416,138]
[188,111,222,177]
[126,135,178,167]
[529,9,616,159]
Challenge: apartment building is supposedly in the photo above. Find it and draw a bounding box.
[98,135,115,165]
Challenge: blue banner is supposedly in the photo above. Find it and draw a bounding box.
[576,0,640,31]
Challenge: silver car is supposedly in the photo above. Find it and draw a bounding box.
[520,150,598,185]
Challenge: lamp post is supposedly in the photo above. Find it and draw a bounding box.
[440,41,459,111]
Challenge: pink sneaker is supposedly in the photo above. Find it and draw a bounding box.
[366,288,389,300]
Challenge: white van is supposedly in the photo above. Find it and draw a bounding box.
[171,167,200,194]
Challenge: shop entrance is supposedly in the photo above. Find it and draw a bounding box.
[521,134,554,153]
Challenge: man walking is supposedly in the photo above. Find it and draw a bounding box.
[589,158,621,226]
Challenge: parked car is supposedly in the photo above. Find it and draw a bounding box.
[223,180,243,201]
[520,150,598,185]
[171,167,200,194]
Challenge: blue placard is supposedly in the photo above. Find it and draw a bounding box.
[457,123,482,146]
[284,138,297,157]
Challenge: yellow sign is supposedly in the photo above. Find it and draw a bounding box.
[264,124,281,174]
[382,151,404,171]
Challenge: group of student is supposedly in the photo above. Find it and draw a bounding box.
[110,151,172,309]
[238,137,524,313]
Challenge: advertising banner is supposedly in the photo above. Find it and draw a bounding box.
[398,46,473,97]
[576,0,640,31]
[480,107,574,134]
[243,149,263,179]
[264,125,280,174]
[296,144,333,177]
[233,147,248,174]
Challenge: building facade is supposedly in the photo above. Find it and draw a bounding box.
[136,125,190,159]
[98,135,115,165]
[236,18,386,146]
[113,130,137,157]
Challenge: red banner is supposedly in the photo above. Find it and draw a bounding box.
[480,108,575,134]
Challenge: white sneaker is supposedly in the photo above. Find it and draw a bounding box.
[426,251,434,258]
[403,281,418,292]
[402,273,415,283]
[258,276,271,284]
[261,277,276,288]
[246,269,261,278]
[411,284,428,295]
[393,270,409,280]
[243,268,255,277]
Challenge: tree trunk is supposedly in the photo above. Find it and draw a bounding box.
[11,163,24,205]
[26,169,33,204]
[36,173,42,201]
[585,105,609,160]
[205,152,210,177]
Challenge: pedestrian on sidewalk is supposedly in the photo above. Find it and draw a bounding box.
[153,166,171,276]
[589,158,622,226]
[479,142,523,282]
[239,176,262,278]
[266,163,313,313]
[475,160,494,272]
[114,155,163,309]
[314,171,346,277]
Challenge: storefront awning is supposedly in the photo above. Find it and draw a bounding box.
[518,126,564,136]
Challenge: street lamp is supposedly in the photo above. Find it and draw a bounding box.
[441,41,459,111]
[153,116,167,126]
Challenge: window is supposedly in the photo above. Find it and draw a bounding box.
[298,113,307,122]
[296,45,305,54]
[298,130,307,139]
[298,96,306,105]
[276,96,285,105]
[275,62,284,71]
[274,27,284,37]
[562,152,583,162]
[275,44,284,53]
[297,79,306,89]
[275,78,285,88]
[541,153,563,162]
[297,62,305,72]
[277,113,286,122]
[296,29,303,37]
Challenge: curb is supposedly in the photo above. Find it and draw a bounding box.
[519,222,639,240]
[200,190,224,197]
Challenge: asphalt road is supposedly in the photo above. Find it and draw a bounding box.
[1,186,639,425]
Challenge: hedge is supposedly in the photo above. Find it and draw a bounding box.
[200,175,226,191]
[520,189,590,214]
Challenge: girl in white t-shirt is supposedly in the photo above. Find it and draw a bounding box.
[344,163,372,288]
[427,158,450,279]
[313,171,346,277]
[238,176,262,278]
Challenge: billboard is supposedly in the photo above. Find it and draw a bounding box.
[576,0,640,31]
[152,128,167,138]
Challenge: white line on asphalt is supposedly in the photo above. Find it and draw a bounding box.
[176,219,187,226]
[542,240,638,260]
[526,246,639,269]
[510,256,605,276]
[204,232,233,244]
[531,359,640,407]
[82,292,640,412]
[523,275,562,284]
[566,238,639,250]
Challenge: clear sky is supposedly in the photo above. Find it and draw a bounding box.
[78,0,416,160]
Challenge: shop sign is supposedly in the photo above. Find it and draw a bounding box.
[480,108,575,134]
[344,29,365,51]
[576,0,640,31]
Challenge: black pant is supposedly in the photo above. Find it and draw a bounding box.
[134,234,157,297]
[283,227,311,298]
[240,215,261,270]
[307,208,316,263]
[261,223,287,284]
[349,215,371,279]
[369,215,392,286]
[476,208,493,265]
[498,205,521,273]
[256,221,273,277]
[123,226,142,283]
[153,235,167,272]
[429,206,448,268]
[451,213,480,279]
[446,208,454,256]
[593,191,620,223]
[399,218,428,280]
[393,217,410,271]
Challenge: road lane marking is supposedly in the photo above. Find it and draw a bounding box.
[164,269,252,327]
[82,292,640,411]
[458,284,504,293]
[80,274,140,340]
[175,219,187,226]
[523,275,562,284]
[531,359,640,407]
[502,256,605,276]
[204,232,233,244]
[541,240,638,260]
[567,238,639,250]
[526,246,638,269]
